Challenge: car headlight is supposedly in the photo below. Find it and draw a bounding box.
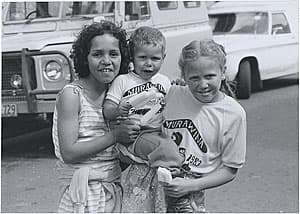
[43,60,62,81]
[10,74,22,89]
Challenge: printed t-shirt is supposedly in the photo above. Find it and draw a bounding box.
[106,72,171,129]
[162,85,247,174]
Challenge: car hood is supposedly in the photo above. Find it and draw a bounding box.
[212,34,268,54]
[2,31,75,52]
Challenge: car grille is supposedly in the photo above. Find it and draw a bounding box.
[2,54,36,102]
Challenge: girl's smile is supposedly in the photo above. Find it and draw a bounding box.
[87,34,121,84]
[184,56,225,103]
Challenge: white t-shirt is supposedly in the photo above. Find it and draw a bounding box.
[106,72,171,128]
[162,85,247,174]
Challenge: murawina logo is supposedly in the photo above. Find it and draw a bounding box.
[123,82,166,97]
[163,119,207,153]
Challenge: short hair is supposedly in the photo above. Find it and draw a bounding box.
[70,21,129,78]
[129,26,166,59]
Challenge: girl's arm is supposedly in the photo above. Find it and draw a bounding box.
[163,165,238,198]
[103,99,121,120]
[57,88,139,164]
[103,99,131,120]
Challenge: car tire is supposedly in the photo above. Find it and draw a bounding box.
[236,61,251,99]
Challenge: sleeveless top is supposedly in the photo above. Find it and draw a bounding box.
[52,83,120,163]
[52,83,122,213]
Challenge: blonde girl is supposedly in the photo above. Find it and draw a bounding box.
[162,39,247,212]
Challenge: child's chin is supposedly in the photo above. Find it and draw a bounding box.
[196,95,213,103]
[102,74,118,83]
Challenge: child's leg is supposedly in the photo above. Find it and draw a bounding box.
[134,131,184,168]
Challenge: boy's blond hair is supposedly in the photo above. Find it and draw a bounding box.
[129,26,166,58]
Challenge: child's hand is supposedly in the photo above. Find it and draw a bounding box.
[119,100,132,117]
[163,177,195,198]
[171,78,186,86]
[110,118,141,144]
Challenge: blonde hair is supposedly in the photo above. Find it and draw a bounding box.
[178,39,235,97]
[129,26,166,59]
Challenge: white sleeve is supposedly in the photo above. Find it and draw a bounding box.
[160,74,171,94]
[221,109,247,169]
[106,76,125,104]
[164,76,171,94]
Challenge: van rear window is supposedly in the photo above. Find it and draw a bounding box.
[157,2,178,10]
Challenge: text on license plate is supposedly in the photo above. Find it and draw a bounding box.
[2,104,18,117]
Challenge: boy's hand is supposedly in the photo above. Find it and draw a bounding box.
[118,100,132,117]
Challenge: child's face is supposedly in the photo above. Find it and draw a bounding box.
[183,57,225,103]
[87,34,121,84]
[133,44,165,80]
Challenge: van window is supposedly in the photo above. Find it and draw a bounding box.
[63,2,114,17]
[209,12,268,35]
[271,13,291,34]
[184,1,201,8]
[7,2,60,21]
[125,1,150,21]
[157,1,178,10]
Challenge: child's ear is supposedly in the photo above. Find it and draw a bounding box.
[163,53,166,60]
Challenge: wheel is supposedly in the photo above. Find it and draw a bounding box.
[236,61,251,99]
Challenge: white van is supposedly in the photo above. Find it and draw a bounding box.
[2,2,212,122]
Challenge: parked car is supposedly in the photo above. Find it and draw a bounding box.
[1,1,212,139]
[208,1,299,99]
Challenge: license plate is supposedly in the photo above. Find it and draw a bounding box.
[2,104,18,117]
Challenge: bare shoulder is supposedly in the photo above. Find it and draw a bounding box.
[56,85,81,113]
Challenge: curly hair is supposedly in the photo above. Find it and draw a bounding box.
[178,39,236,98]
[70,21,130,78]
[128,26,166,60]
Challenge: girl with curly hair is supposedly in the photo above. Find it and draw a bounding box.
[52,21,140,213]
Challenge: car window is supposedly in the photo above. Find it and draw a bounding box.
[157,1,178,10]
[125,1,150,21]
[271,13,291,34]
[6,2,60,21]
[62,2,114,17]
[183,1,201,8]
[209,12,268,35]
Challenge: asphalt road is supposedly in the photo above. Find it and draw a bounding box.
[1,75,299,213]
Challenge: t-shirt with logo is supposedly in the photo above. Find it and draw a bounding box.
[162,85,247,175]
[106,71,171,129]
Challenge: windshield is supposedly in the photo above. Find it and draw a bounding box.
[5,2,115,22]
[209,12,268,35]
